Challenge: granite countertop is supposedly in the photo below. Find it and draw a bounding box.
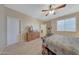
[45,34,79,55]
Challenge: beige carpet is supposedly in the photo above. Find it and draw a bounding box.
[1,38,42,55]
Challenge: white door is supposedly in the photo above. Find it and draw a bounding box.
[7,16,19,46]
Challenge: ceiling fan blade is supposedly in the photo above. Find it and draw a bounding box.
[42,10,48,12]
[55,4,66,10]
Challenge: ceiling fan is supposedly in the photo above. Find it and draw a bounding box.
[42,4,66,16]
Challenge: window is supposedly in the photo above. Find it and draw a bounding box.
[57,17,76,32]
[57,20,64,31]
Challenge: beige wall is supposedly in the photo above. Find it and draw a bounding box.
[0,5,7,53]
[49,12,79,37]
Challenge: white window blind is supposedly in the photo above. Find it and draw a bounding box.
[57,17,76,32]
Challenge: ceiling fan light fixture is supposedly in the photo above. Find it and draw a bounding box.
[49,10,55,14]
[42,4,66,16]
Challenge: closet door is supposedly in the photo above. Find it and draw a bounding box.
[7,16,19,46]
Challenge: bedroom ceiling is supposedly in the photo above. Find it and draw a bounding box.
[4,4,79,21]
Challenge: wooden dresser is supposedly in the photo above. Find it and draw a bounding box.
[26,32,40,41]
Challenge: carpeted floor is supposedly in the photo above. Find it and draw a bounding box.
[1,38,42,55]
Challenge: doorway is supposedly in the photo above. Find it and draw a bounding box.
[40,24,47,37]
